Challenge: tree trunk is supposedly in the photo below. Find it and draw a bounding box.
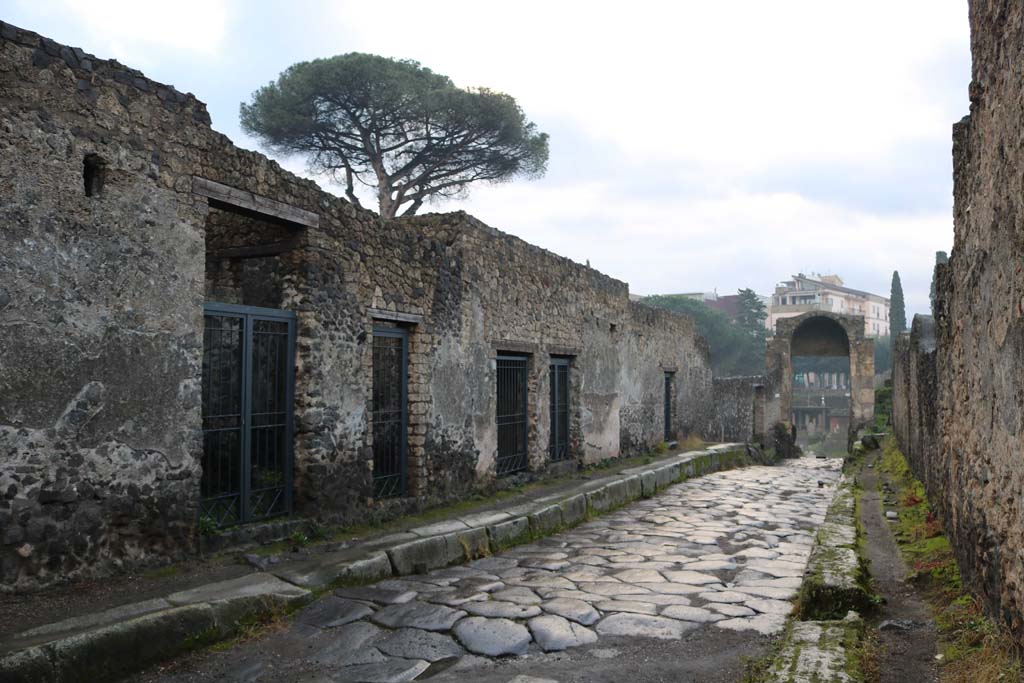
[377,182,396,218]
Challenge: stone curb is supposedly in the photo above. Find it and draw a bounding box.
[762,477,869,682]
[0,444,748,682]
[796,479,872,620]
[764,613,865,683]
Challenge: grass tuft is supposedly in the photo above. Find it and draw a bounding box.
[878,438,1023,682]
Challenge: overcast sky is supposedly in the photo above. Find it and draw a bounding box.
[3,0,970,316]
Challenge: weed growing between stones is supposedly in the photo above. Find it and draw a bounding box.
[878,438,1023,682]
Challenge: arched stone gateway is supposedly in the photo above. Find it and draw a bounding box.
[764,312,875,441]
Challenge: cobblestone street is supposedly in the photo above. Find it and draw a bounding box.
[137,457,842,683]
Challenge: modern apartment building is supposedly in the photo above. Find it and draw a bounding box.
[768,274,890,338]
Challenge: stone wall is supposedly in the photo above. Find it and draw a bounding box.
[0,22,726,591]
[892,0,1024,642]
[703,376,764,444]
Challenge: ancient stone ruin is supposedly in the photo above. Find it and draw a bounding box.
[892,0,1024,644]
[0,22,773,591]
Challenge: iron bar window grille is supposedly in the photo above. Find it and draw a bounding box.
[664,371,676,442]
[496,355,529,476]
[549,358,571,461]
[372,329,408,498]
[201,304,295,527]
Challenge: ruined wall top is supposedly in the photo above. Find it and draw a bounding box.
[0,21,210,125]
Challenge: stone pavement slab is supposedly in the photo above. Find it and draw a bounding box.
[14,452,843,683]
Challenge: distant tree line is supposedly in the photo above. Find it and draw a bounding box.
[642,289,766,376]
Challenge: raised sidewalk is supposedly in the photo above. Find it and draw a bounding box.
[0,444,749,683]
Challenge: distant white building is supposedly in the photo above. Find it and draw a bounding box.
[768,274,890,338]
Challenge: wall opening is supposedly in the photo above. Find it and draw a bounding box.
[496,354,530,476]
[371,326,409,499]
[664,371,676,442]
[204,201,302,309]
[83,153,106,197]
[790,315,851,453]
[548,357,571,461]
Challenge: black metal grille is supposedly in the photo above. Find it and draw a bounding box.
[201,315,244,526]
[201,304,294,527]
[549,359,570,461]
[664,372,675,442]
[372,330,408,498]
[496,355,529,475]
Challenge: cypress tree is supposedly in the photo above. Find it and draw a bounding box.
[890,270,907,340]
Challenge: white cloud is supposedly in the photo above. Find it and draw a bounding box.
[5,0,964,319]
[11,0,231,65]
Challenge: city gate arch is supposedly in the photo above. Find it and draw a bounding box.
[765,312,875,439]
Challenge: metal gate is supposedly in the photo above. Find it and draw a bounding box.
[372,328,408,498]
[549,358,570,461]
[496,355,529,475]
[201,303,295,526]
[664,372,675,442]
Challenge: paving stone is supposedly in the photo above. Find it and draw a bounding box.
[744,559,806,578]
[295,596,374,628]
[745,597,793,615]
[612,569,665,583]
[370,602,467,631]
[453,617,532,656]
[682,559,736,571]
[595,613,697,639]
[659,605,724,622]
[335,586,416,605]
[576,582,650,596]
[660,570,721,585]
[715,613,788,635]
[490,587,542,605]
[629,593,692,606]
[463,601,543,619]
[697,590,750,603]
[708,603,756,617]
[636,582,705,595]
[425,589,489,607]
[335,657,431,682]
[595,600,658,615]
[469,557,520,572]
[528,614,598,652]
[373,628,465,662]
[540,598,600,625]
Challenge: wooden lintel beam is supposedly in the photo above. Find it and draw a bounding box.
[192,176,319,228]
[208,240,297,260]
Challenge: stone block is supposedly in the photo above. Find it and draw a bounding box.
[528,505,563,535]
[640,470,657,497]
[604,479,628,507]
[387,536,449,575]
[165,573,309,609]
[622,474,642,501]
[271,550,391,590]
[558,494,587,526]
[585,486,612,514]
[443,527,489,564]
[487,516,531,548]
[49,604,217,683]
[653,465,675,490]
[0,646,54,683]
